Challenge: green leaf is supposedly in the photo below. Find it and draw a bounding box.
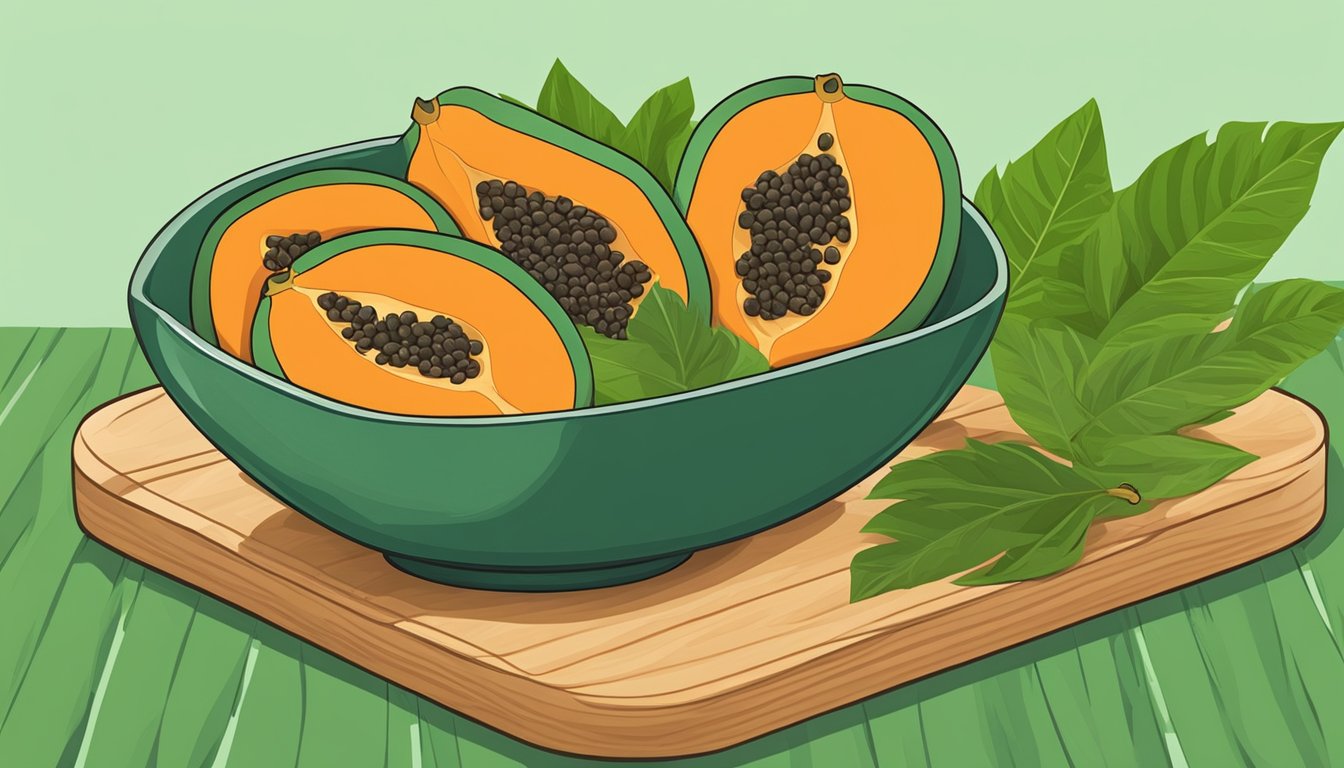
[665,121,696,188]
[954,494,1109,585]
[856,113,1344,596]
[581,284,768,404]
[1187,409,1236,428]
[580,330,677,405]
[1073,121,1343,341]
[533,59,627,148]
[1075,279,1344,444]
[990,316,1096,458]
[518,62,697,192]
[852,441,1143,600]
[1074,432,1256,500]
[974,99,1113,305]
[618,78,695,191]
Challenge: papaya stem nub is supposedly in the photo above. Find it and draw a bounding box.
[264,270,295,297]
[1106,483,1142,505]
[412,97,440,125]
[815,74,845,103]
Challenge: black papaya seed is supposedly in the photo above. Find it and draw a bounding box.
[476,179,650,338]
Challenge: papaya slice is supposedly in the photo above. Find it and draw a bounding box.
[250,230,592,417]
[191,170,458,362]
[403,89,710,339]
[675,74,961,367]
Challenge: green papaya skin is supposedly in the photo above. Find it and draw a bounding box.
[673,76,962,356]
[251,228,595,414]
[190,169,458,357]
[400,88,713,329]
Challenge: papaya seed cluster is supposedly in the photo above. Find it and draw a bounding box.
[735,133,852,320]
[317,292,484,384]
[262,231,321,271]
[476,180,653,339]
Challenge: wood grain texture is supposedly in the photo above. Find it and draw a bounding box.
[71,385,1327,758]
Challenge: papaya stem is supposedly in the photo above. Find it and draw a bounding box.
[1106,483,1142,505]
[814,74,845,103]
[412,97,440,126]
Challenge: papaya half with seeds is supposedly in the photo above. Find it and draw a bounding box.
[190,169,457,363]
[250,229,593,417]
[675,74,961,367]
[402,88,711,340]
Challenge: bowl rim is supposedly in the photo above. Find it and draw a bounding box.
[130,137,1008,427]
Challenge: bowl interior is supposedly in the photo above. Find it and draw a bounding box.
[132,137,1005,423]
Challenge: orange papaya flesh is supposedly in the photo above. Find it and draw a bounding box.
[405,92,711,339]
[191,170,456,363]
[677,75,961,367]
[252,232,591,417]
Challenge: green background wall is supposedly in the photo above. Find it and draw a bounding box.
[2,0,1340,327]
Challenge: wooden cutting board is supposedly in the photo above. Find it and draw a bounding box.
[72,385,1327,758]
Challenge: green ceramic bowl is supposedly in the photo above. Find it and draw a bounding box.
[129,137,1007,592]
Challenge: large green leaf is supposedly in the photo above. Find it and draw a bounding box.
[979,100,1115,451]
[617,77,694,191]
[974,99,1113,299]
[532,59,626,149]
[665,121,696,188]
[954,494,1113,586]
[524,61,695,193]
[580,284,766,404]
[1071,121,1343,341]
[854,441,1143,599]
[989,316,1095,458]
[1074,432,1255,500]
[1075,279,1344,444]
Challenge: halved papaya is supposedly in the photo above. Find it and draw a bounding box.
[675,74,961,367]
[250,230,592,417]
[191,170,458,362]
[403,88,710,339]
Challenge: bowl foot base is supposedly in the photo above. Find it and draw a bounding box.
[383,552,692,592]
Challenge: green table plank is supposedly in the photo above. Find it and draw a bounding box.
[1283,352,1344,643]
[1258,564,1344,762]
[0,328,41,401]
[786,708,881,767]
[0,329,110,505]
[216,625,303,767]
[153,598,256,768]
[862,698,930,768]
[1134,596,1250,767]
[294,646,388,767]
[1032,618,1170,768]
[0,552,137,766]
[2,327,1343,767]
[0,443,54,573]
[1185,571,1327,764]
[386,687,425,768]
[0,331,140,714]
[416,698,465,768]
[72,572,201,767]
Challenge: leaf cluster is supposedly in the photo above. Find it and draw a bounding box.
[854,102,1344,600]
[504,60,695,192]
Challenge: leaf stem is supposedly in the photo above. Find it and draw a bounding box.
[1106,483,1142,504]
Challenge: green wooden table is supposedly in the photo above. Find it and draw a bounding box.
[2,326,1343,767]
